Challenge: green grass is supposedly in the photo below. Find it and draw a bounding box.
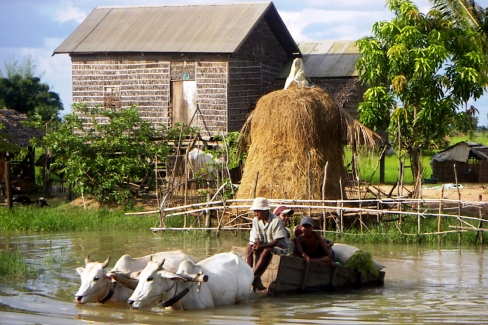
[0,201,158,232]
[323,214,486,245]
[449,131,488,146]
[347,132,488,185]
[0,249,39,280]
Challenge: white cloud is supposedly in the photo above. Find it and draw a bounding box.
[56,3,87,24]
[281,8,392,42]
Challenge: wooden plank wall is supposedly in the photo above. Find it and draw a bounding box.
[72,55,171,128]
[196,61,228,138]
[228,19,288,132]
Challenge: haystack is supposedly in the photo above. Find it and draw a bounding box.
[236,84,345,200]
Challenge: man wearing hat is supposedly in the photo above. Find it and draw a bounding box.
[247,197,288,291]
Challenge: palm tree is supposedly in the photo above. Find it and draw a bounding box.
[430,0,488,51]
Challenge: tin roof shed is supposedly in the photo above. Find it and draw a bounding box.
[53,2,299,56]
[277,41,360,78]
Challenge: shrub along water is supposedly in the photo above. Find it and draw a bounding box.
[0,250,39,280]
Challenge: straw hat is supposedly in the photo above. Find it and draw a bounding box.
[250,197,270,211]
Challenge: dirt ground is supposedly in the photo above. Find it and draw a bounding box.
[375,183,488,202]
[69,183,488,211]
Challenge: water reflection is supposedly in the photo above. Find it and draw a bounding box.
[1,231,487,324]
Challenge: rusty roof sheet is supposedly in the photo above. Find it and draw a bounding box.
[54,2,298,55]
[0,108,44,149]
[278,41,360,78]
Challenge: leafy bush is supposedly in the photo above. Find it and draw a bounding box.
[42,104,171,206]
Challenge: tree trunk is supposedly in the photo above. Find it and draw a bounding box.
[410,146,423,198]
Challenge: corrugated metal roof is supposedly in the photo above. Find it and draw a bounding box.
[54,2,298,55]
[278,41,360,78]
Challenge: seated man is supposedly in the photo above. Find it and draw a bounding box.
[247,197,288,291]
[295,216,336,267]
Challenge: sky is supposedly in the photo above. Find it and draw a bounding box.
[1,0,488,127]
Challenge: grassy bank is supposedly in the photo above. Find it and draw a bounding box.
[348,132,488,184]
[0,202,158,232]
[325,215,485,245]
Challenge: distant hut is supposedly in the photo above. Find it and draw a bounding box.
[431,141,488,183]
[0,108,44,196]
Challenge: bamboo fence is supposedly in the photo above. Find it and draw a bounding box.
[127,196,487,241]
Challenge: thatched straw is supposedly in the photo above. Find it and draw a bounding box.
[236,84,345,200]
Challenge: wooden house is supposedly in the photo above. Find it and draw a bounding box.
[53,2,299,139]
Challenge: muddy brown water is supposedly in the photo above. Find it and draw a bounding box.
[1,230,487,324]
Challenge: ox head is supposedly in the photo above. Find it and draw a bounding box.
[128,257,187,309]
[74,255,111,304]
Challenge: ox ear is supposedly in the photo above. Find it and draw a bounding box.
[101,255,110,269]
[130,271,141,280]
[76,267,85,275]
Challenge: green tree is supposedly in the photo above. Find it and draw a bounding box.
[430,0,488,48]
[43,104,171,205]
[0,55,63,123]
[355,0,487,192]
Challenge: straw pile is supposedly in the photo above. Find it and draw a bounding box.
[236,84,345,200]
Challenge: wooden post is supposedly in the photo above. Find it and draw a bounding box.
[322,162,328,232]
[205,193,211,235]
[270,170,274,199]
[339,178,343,233]
[253,172,259,198]
[357,176,363,233]
[437,185,444,243]
[476,194,484,245]
[5,157,12,210]
[308,152,312,216]
[453,164,462,245]
[155,155,160,209]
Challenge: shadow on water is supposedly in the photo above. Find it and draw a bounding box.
[1,230,488,324]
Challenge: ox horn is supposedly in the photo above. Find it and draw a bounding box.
[101,256,111,269]
[157,258,165,270]
[85,255,91,265]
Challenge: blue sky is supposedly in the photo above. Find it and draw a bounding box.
[1,0,488,127]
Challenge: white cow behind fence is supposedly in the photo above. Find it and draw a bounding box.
[187,148,218,178]
[128,251,254,310]
[74,250,195,304]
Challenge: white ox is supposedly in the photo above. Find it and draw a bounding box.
[128,251,254,310]
[74,250,195,304]
[187,148,218,177]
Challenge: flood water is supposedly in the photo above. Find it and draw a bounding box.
[1,230,487,325]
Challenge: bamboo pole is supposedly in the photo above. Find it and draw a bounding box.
[308,152,312,216]
[322,162,328,232]
[476,194,484,245]
[357,176,363,233]
[155,155,160,209]
[253,172,259,198]
[437,185,444,243]
[5,158,12,210]
[339,178,343,233]
[454,163,462,245]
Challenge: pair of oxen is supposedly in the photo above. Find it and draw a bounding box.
[75,250,254,310]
